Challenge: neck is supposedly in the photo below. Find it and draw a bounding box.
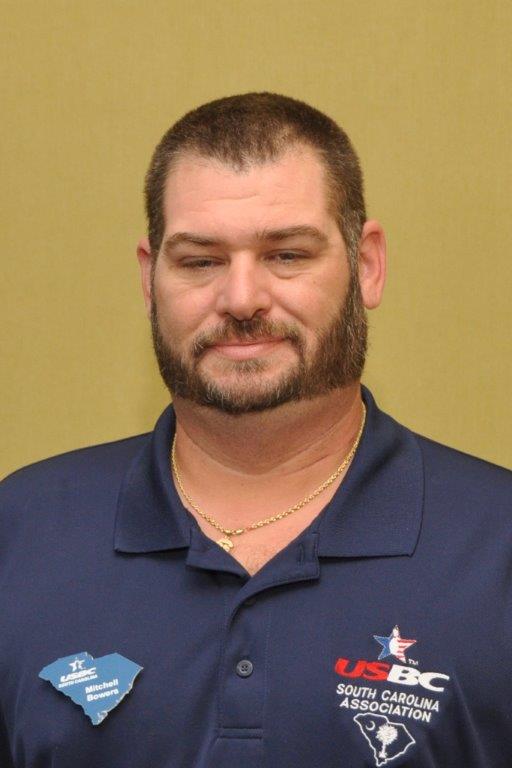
[170,384,364,526]
[172,383,363,473]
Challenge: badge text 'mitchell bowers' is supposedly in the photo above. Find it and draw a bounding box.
[85,679,120,703]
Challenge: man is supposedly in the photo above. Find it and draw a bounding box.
[0,93,510,768]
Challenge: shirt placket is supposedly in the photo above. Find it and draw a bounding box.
[186,528,320,768]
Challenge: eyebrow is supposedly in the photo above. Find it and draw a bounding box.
[162,225,329,253]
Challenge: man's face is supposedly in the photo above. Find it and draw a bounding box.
[148,146,367,415]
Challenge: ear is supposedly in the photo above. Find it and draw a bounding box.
[136,237,153,319]
[357,220,387,309]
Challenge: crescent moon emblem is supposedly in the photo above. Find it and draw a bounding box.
[366,720,376,731]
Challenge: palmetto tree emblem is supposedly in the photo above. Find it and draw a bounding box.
[354,713,415,766]
[376,723,398,759]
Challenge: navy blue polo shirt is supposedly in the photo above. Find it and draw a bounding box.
[0,386,511,767]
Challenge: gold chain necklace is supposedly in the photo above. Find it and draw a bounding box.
[171,403,366,552]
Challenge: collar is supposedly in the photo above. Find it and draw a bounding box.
[114,386,424,559]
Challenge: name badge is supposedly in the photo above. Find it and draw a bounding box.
[39,651,143,725]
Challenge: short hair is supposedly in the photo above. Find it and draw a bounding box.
[144,92,366,266]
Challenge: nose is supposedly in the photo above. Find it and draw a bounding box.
[214,254,272,320]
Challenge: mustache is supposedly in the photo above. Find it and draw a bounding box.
[191,317,303,358]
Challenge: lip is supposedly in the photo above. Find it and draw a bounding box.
[211,338,284,359]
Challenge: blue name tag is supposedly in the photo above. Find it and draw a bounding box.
[39,651,143,725]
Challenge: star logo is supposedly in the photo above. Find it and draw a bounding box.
[69,657,85,672]
[373,625,416,662]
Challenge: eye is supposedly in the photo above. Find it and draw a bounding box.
[181,258,218,269]
[269,251,304,264]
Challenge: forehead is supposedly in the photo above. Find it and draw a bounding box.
[161,146,339,243]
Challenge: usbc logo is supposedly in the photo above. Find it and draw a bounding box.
[334,658,450,693]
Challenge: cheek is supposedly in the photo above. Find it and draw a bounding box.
[277,276,345,329]
[154,281,213,338]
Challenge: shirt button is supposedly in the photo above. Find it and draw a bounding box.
[236,659,254,678]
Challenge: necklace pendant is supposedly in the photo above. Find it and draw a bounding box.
[217,537,234,552]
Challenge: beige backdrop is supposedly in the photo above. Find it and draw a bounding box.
[1,0,511,477]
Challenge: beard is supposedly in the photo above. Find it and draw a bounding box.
[150,270,368,416]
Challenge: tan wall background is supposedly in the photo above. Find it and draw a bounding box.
[1,0,511,478]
